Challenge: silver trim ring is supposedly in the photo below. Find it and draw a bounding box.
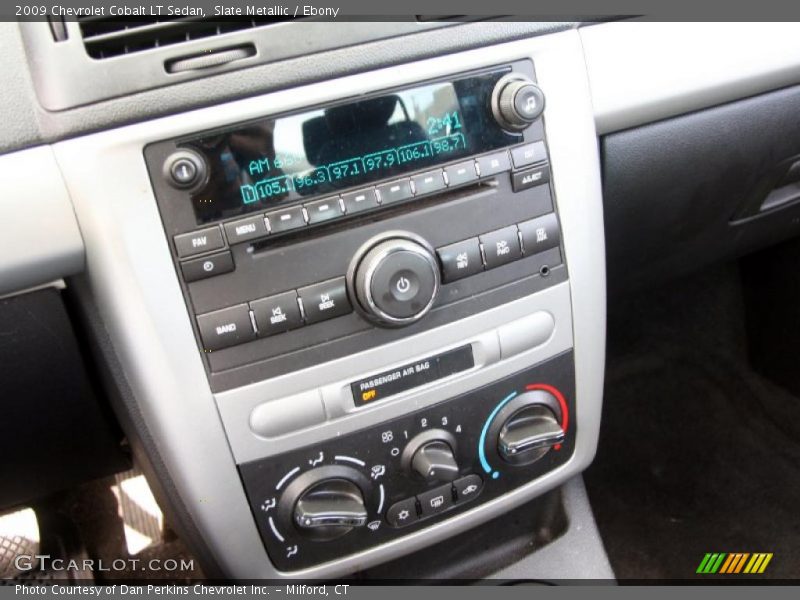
[351,233,441,327]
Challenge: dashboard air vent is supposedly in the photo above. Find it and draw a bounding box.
[78,17,292,59]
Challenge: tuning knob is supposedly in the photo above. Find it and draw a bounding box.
[279,466,370,541]
[495,391,565,465]
[402,429,459,483]
[349,233,440,327]
[491,74,545,131]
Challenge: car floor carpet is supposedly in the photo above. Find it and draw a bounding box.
[585,264,800,581]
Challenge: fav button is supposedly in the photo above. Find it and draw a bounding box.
[196,304,255,351]
[174,226,225,258]
[298,277,352,324]
[251,291,303,337]
[480,226,523,269]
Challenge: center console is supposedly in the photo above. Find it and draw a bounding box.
[54,30,606,578]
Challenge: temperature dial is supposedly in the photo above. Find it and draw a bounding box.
[494,390,565,466]
[498,404,564,465]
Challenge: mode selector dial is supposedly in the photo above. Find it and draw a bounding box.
[294,479,367,537]
[349,233,440,328]
[278,466,370,542]
[402,429,460,483]
[491,74,545,132]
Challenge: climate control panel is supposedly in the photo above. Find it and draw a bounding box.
[238,351,575,571]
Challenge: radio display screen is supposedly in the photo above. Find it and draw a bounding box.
[184,68,520,224]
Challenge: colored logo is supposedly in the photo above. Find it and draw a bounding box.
[696,553,773,574]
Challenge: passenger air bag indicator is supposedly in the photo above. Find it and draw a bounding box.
[351,346,474,406]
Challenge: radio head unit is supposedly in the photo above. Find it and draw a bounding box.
[144,60,563,392]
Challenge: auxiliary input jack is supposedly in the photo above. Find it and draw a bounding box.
[539,265,551,277]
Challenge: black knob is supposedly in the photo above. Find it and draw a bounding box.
[278,466,370,542]
[401,429,459,483]
[164,149,207,190]
[496,391,565,465]
[349,233,440,327]
[492,74,545,132]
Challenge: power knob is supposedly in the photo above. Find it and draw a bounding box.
[348,232,440,327]
[491,74,545,132]
[163,149,207,190]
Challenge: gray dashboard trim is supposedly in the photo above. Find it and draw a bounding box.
[0,146,84,296]
[18,21,452,111]
[490,476,615,581]
[218,288,572,464]
[0,21,577,155]
[581,22,800,134]
[51,29,605,578]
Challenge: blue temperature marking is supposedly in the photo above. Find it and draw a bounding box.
[478,391,518,478]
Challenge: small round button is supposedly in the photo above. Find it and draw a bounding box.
[370,252,436,320]
[164,150,207,190]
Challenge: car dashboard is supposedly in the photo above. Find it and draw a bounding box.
[2,19,800,582]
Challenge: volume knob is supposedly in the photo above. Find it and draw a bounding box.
[349,233,440,327]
